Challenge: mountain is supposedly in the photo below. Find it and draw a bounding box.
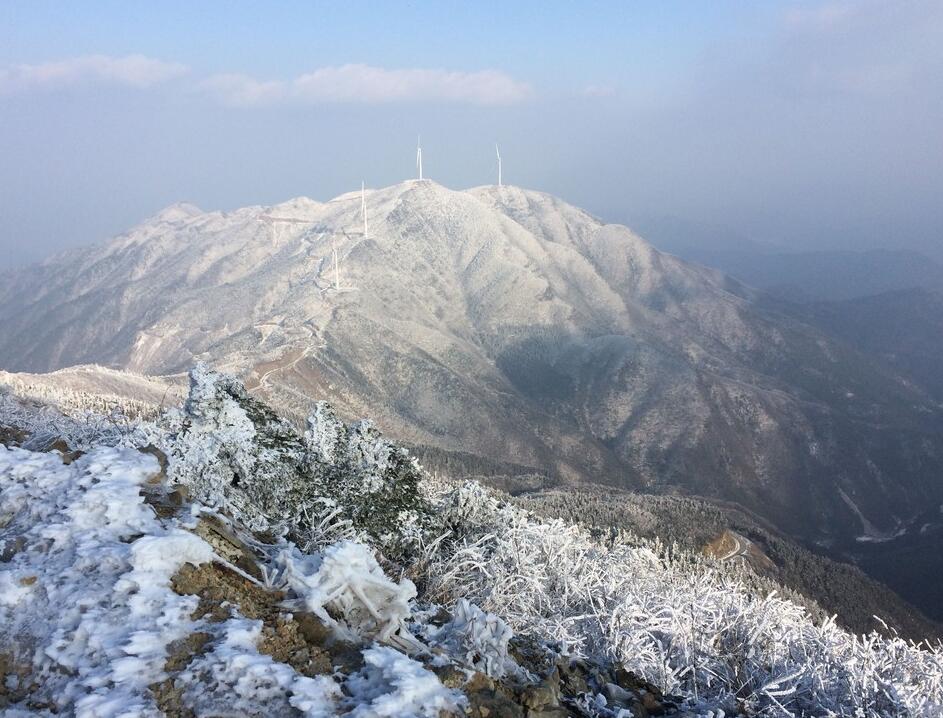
[2,180,942,551]
[799,288,943,401]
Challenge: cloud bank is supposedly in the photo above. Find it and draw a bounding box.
[200,64,534,106]
[0,54,189,94]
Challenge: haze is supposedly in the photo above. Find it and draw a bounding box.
[1,0,941,269]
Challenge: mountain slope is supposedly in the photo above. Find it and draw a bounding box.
[2,368,941,715]
[1,181,942,546]
[800,288,943,401]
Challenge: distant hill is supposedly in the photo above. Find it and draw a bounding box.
[795,288,943,401]
[694,249,943,302]
[631,216,943,302]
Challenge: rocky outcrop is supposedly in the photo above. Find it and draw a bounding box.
[160,364,433,558]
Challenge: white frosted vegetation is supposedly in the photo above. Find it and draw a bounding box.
[434,598,514,679]
[2,372,942,716]
[280,540,418,645]
[3,179,940,555]
[422,481,943,716]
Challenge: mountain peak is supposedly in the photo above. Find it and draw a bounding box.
[146,201,203,225]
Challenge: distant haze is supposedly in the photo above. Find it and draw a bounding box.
[1,1,941,269]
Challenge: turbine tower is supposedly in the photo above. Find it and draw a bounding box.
[361,180,368,238]
[416,136,423,181]
[496,144,502,187]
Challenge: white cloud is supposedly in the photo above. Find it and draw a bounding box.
[199,73,285,107]
[201,63,533,107]
[0,54,188,94]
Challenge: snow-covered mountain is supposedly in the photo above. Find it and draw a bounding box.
[1,180,941,545]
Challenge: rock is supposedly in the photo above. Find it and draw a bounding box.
[641,693,665,715]
[295,611,333,646]
[165,365,433,559]
[0,652,38,709]
[520,669,560,710]
[138,444,169,475]
[189,515,264,582]
[33,437,84,464]
[556,657,590,696]
[258,614,333,677]
[46,438,70,455]
[433,664,470,690]
[0,425,28,448]
[0,536,27,562]
[465,687,523,718]
[171,561,281,623]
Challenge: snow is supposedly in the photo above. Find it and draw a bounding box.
[0,445,207,714]
[0,408,460,716]
[344,646,465,718]
[176,618,340,717]
[3,375,943,716]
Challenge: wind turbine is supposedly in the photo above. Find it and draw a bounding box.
[416,136,423,181]
[361,180,368,238]
[495,144,502,187]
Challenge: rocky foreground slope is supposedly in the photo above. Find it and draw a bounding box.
[1,181,942,550]
[2,367,941,716]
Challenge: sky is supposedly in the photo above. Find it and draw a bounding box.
[1,1,942,268]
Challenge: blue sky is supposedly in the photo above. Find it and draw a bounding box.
[1,1,941,267]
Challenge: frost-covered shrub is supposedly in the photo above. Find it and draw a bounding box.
[435,480,502,538]
[304,402,433,559]
[420,486,943,716]
[436,599,514,678]
[162,365,433,558]
[161,363,310,531]
[0,369,173,421]
[0,388,144,451]
[281,540,418,645]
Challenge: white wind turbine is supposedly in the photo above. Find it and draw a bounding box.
[495,144,502,187]
[416,136,423,180]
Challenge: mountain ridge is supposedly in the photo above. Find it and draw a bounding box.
[1,180,942,552]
